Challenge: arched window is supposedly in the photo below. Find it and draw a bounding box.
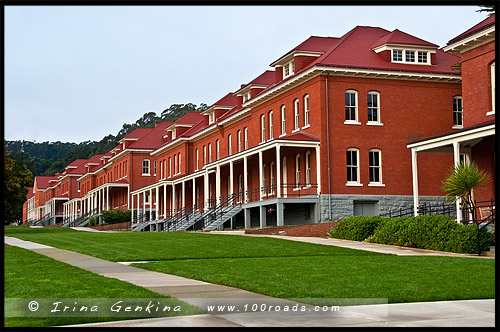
[346,148,359,184]
[345,90,358,123]
[369,149,382,184]
[260,115,266,143]
[303,95,310,127]
[269,110,274,139]
[294,99,300,130]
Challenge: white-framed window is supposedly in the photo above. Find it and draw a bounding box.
[367,91,380,124]
[174,154,178,174]
[209,112,215,124]
[283,60,295,79]
[153,160,157,176]
[345,90,359,123]
[392,49,403,62]
[392,49,430,65]
[303,95,310,127]
[168,157,172,177]
[159,161,163,178]
[178,153,181,174]
[228,134,233,156]
[305,151,311,186]
[195,148,199,171]
[244,127,248,150]
[294,99,300,130]
[216,139,220,160]
[78,182,80,192]
[238,174,243,202]
[346,148,360,185]
[295,154,301,189]
[262,164,266,193]
[417,51,428,63]
[453,96,463,128]
[208,143,212,163]
[489,62,495,115]
[242,91,251,103]
[369,149,382,185]
[237,130,242,152]
[269,110,273,140]
[260,115,266,143]
[142,159,150,175]
[281,105,286,135]
[270,162,275,194]
[203,145,207,165]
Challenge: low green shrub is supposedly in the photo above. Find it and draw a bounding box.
[369,215,492,254]
[329,216,384,241]
[102,210,131,224]
[88,217,97,227]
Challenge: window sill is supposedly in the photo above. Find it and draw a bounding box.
[292,128,300,133]
[279,134,286,138]
[346,183,363,187]
[302,124,310,129]
[302,185,312,189]
[367,122,383,126]
[142,174,151,176]
[452,125,464,130]
[344,121,361,125]
[486,111,495,116]
[368,183,386,187]
[292,187,301,191]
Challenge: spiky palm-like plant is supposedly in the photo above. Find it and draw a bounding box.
[442,160,492,224]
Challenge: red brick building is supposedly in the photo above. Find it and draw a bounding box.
[407,14,495,222]
[25,22,488,230]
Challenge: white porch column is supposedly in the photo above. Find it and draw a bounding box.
[182,181,186,210]
[130,193,134,223]
[163,183,167,218]
[155,185,159,220]
[142,192,146,221]
[172,184,177,214]
[229,161,234,199]
[411,147,419,216]
[215,165,221,204]
[276,145,281,198]
[106,186,110,211]
[192,178,196,210]
[259,151,263,201]
[204,172,209,211]
[127,186,130,209]
[137,193,140,221]
[316,145,321,195]
[453,142,462,223]
[149,188,153,221]
[243,156,248,203]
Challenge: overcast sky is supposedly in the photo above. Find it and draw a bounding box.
[4,5,488,143]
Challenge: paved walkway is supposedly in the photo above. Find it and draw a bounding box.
[4,235,495,327]
[206,230,494,258]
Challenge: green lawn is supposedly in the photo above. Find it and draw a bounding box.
[4,245,203,327]
[5,226,495,306]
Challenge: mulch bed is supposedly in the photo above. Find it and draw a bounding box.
[244,222,337,238]
[89,222,131,231]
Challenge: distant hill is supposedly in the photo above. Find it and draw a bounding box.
[4,102,207,178]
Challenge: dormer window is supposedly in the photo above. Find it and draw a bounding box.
[392,49,430,65]
[209,112,215,124]
[283,60,295,79]
[242,92,251,103]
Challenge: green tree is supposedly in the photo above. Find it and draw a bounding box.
[4,155,33,224]
[477,5,495,16]
[442,161,492,224]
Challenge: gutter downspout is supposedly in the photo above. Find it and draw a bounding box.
[326,72,332,221]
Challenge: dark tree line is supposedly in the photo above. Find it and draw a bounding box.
[5,102,207,179]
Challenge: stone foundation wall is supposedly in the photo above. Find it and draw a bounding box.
[319,194,455,222]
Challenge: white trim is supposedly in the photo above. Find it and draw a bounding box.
[302,125,311,129]
[344,121,362,125]
[407,124,495,150]
[443,25,495,53]
[346,183,363,187]
[368,183,386,187]
[367,122,384,126]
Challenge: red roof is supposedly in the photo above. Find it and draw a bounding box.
[209,93,239,108]
[371,29,438,49]
[308,26,460,75]
[247,70,276,85]
[173,111,204,125]
[34,176,58,190]
[271,36,340,65]
[279,132,320,142]
[128,121,173,149]
[26,187,34,199]
[447,13,495,45]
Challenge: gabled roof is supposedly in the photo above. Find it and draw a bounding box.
[270,36,340,66]
[247,70,276,86]
[26,187,34,199]
[306,26,460,75]
[34,176,58,190]
[128,121,173,149]
[447,13,495,45]
[205,93,239,110]
[371,29,438,49]
[171,112,204,125]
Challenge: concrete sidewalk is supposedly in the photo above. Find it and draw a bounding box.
[4,236,495,327]
[206,230,494,258]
